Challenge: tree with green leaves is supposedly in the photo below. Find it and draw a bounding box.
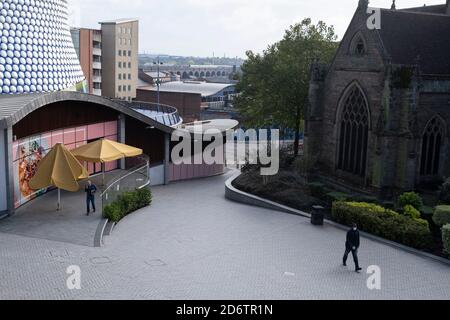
[235,18,338,156]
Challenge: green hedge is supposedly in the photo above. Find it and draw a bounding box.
[402,204,421,219]
[103,187,152,222]
[332,202,432,250]
[398,192,423,211]
[351,195,378,204]
[433,205,450,227]
[326,192,351,206]
[442,224,450,256]
[326,192,378,206]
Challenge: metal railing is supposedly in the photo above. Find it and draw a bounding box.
[100,155,150,212]
[120,100,183,127]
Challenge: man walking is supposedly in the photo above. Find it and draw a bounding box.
[343,223,362,273]
[85,180,97,216]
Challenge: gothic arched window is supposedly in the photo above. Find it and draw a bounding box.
[337,85,369,176]
[420,117,445,176]
[349,33,366,56]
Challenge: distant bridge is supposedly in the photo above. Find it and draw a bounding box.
[142,64,234,79]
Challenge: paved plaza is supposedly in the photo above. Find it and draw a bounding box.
[0,170,450,300]
[0,189,102,247]
[0,172,123,247]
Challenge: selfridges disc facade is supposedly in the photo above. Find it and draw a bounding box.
[0,0,86,95]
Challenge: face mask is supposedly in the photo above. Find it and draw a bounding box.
[353,227,357,231]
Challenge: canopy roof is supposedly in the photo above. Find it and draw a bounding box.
[142,81,235,97]
[0,91,175,133]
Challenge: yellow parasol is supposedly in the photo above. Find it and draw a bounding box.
[71,139,143,184]
[29,143,89,211]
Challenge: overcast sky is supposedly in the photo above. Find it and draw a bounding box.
[69,0,444,58]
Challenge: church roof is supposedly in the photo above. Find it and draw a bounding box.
[377,9,450,76]
[399,4,447,14]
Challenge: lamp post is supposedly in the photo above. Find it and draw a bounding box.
[153,56,163,107]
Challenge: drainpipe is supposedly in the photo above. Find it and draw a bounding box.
[5,127,15,216]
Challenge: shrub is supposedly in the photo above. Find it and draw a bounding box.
[414,218,430,229]
[433,205,450,227]
[442,224,450,256]
[117,192,138,214]
[439,178,450,204]
[103,202,122,222]
[421,206,441,236]
[268,171,303,187]
[232,171,263,194]
[136,187,152,208]
[326,192,351,205]
[102,187,152,223]
[398,192,423,211]
[351,195,378,204]
[308,182,327,198]
[332,202,432,250]
[402,204,421,219]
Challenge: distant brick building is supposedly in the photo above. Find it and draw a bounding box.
[306,1,450,198]
[136,89,202,123]
[71,28,103,96]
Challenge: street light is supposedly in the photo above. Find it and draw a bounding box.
[153,56,163,107]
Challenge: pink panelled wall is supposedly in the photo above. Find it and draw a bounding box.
[169,161,225,182]
[12,121,118,208]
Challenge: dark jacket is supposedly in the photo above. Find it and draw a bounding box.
[346,229,360,249]
[85,184,97,198]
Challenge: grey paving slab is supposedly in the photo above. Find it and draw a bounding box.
[0,170,449,299]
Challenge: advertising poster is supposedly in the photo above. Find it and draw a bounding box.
[13,136,49,208]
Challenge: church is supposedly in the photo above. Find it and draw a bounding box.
[305,0,450,199]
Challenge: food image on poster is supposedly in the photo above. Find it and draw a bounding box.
[13,136,49,208]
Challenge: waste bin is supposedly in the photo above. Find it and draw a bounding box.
[311,205,325,226]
